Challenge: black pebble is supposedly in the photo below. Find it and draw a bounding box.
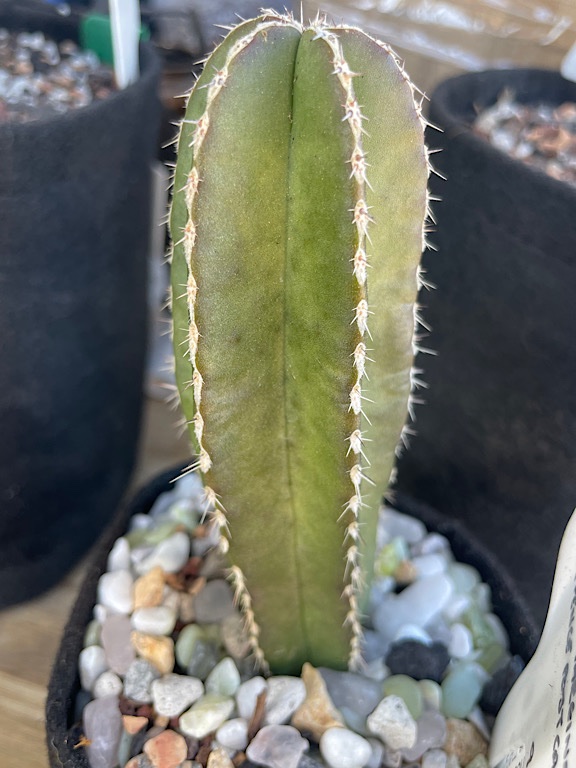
[385,639,450,682]
[480,654,525,715]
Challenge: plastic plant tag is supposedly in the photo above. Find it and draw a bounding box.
[490,508,576,768]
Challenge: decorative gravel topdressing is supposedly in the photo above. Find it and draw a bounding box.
[76,472,524,768]
[473,91,576,187]
[0,28,116,122]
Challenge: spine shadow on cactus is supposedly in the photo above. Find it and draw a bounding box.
[169,10,429,675]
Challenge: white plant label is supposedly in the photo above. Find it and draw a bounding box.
[490,508,576,768]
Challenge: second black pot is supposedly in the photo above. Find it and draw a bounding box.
[396,68,576,627]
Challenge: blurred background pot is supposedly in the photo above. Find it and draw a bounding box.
[0,7,161,607]
[396,68,576,628]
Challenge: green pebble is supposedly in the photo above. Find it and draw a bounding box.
[471,582,492,613]
[375,537,409,577]
[448,563,481,594]
[441,663,484,719]
[475,642,507,674]
[419,679,442,711]
[83,619,101,648]
[126,520,180,548]
[168,499,200,530]
[205,657,241,696]
[461,604,496,649]
[466,756,489,768]
[176,624,205,668]
[382,674,423,720]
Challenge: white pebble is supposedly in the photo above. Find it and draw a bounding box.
[180,694,235,739]
[107,537,131,571]
[449,623,473,659]
[367,695,417,750]
[379,507,426,545]
[394,624,432,645]
[151,673,204,717]
[93,604,108,624]
[93,670,123,698]
[129,513,153,531]
[236,676,267,720]
[97,570,134,615]
[320,726,372,768]
[136,531,190,575]
[412,554,448,579]
[264,676,306,725]
[412,533,451,557]
[216,718,249,752]
[442,594,471,623]
[422,749,448,768]
[205,657,241,697]
[131,605,177,636]
[79,645,108,692]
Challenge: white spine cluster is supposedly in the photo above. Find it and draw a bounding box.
[311,24,374,671]
[228,565,270,674]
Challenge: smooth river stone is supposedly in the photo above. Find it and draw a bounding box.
[367,695,417,750]
[236,675,267,720]
[143,729,188,768]
[264,676,307,725]
[136,532,190,575]
[247,724,309,768]
[205,657,241,697]
[207,747,235,768]
[131,632,175,675]
[193,580,235,624]
[319,669,383,720]
[93,670,123,699]
[151,673,204,717]
[124,659,161,703]
[221,612,251,660]
[379,507,427,545]
[101,614,135,675]
[215,717,249,752]
[373,574,454,642]
[422,749,448,768]
[83,695,123,768]
[79,645,109,692]
[132,606,177,636]
[382,675,424,720]
[443,719,488,766]
[107,537,131,572]
[441,663,487,719]
[291,663,345,741]
[179,693,235,739]
[98,569,134,615]
[320,726,372,768]
[402,710,447,761]
[133,566,165,610]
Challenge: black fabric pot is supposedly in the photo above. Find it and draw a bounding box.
[0,17,161,606]
[395,69,576,628]
[46,465,539,768]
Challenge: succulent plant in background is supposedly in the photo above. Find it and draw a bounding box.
[169,9,430,676]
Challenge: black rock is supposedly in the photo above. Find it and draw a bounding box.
[385,639,450,682]
[480,654,525,715]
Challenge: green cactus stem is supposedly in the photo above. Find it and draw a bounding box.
[170,10,429,675]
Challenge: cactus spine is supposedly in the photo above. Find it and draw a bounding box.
[170,10,429,675]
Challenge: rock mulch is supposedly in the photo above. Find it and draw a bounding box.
[76,471,523,768]
[473,90,576,187]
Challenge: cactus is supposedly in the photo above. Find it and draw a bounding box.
[169,10,429,675]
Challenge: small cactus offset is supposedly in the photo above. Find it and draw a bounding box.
[170,10,429,675]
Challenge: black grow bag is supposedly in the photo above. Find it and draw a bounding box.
[46,465,539,768]
[396,69,576,627]
[0,15,161,606]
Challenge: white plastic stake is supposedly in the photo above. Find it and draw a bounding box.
[109,0,141,89]
[490,507,576,768]
[561,41,576,83]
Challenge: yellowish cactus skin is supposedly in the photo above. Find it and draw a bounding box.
[170,10,429,674]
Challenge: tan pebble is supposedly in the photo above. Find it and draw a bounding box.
[291,662,345,741]
[207,746,234,768]
[179,593,196,623]
[188,576,206,597]
[394,560,418,584]
[132,632,175,675]
[444,718,488,767]
[134,566,165,610]
[144,729,188,768]
[123,715,149,735]
[155,715,170,728]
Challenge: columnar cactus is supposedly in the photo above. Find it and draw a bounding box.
[170,10,430,675]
